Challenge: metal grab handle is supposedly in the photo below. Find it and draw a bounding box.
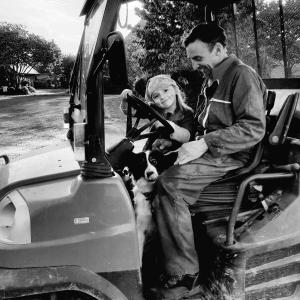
[0,155,9,165]
[226,172,295,246]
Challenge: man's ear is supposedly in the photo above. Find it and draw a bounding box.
[214,42,225,56]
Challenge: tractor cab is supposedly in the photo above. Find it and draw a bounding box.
[0,0,300,299]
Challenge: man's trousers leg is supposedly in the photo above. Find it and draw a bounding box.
[153,153,244,276]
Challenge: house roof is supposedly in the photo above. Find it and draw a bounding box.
[21,68,40,75]
[10,65,40,75]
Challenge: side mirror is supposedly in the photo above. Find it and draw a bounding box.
[106,32,129,89]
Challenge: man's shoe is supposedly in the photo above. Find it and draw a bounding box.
[156,273,201,300]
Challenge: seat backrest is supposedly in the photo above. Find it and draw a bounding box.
[216,91,276,183]
[266,90,276,116]
[217,92,300,183]
[269,93,299,146]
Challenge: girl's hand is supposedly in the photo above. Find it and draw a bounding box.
[120,89,133,99]
[175,139,208,165]
[119,89,137,116]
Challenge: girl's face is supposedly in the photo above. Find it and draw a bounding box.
[151,85,177,112]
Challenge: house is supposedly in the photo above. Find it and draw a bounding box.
[9,65,51,87]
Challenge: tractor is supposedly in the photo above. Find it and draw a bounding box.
[0,0,300,299]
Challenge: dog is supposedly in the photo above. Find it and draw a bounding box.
[122,150,177,263]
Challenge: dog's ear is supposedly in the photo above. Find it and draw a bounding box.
[122,151,137,171]
[152,150,178,173]
[163,151,178,169]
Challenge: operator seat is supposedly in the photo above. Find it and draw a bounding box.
[191,91,300,245]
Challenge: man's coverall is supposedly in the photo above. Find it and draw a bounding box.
[154,55,267,276]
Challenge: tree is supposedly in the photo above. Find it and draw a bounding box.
[134,0,201,75]
[257,0,300,77]
[128,0,300,79]
[60,54,76,88]
[0,22,63,86]
[216,0,300,78]
[37,40,63,86]
[125,23,147,85]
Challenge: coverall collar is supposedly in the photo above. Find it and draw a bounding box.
[212,54,239,81]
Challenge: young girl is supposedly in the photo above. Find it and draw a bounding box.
[120,74,194,152]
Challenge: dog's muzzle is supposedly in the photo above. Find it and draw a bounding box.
[146,171,158,182]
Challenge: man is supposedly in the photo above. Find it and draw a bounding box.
[154,23,267,299]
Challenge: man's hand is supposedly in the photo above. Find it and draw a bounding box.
[175,139,208,165]
[168,121,190,143]
[152,120,164,129]
[152,138,173,152]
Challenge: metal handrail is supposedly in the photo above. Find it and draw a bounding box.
[0,155,9,165]
[226,172,295,246]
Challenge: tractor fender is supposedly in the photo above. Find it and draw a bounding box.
[0,265,128,299]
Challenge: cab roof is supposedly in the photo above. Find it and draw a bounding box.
[80,0,240,16]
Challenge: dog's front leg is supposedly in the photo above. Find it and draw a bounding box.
[135,193,153,265]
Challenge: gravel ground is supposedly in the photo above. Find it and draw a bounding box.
[0,92,70,160]
[0,91,129,161]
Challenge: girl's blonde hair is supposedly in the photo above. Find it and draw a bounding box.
[145,74,190,110]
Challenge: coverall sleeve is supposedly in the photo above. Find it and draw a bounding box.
[203,67,266,157]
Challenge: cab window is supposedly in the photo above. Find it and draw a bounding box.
[218,0,300,79]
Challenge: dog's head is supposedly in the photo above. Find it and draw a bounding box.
[124,150,178,182]
[122,150,177,195]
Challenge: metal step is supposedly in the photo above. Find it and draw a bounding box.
[246,253,300,275]
[275,285,300,300]
[246,253,300,286]
[246,274,300,300]
[245,253,300,299]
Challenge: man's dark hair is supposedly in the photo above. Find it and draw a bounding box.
[184,23,227,51]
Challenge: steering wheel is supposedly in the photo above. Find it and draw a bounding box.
[125,94,174,141]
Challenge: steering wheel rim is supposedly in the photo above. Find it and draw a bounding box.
[126,94,174,140]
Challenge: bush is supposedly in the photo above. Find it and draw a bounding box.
[27,85,36,93]
[7,87,15,95]
[33,81,51,89]
[20,86,30,94]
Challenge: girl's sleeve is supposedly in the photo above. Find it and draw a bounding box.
[177,109,195,141]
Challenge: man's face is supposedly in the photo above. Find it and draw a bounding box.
[186,40,219,77]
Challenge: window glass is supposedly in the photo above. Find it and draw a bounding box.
[218,0,300,79]
[104,1,143,149]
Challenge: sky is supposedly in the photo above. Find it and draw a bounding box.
[0,0,141,55]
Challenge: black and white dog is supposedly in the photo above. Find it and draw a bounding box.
[122,150,177,263]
